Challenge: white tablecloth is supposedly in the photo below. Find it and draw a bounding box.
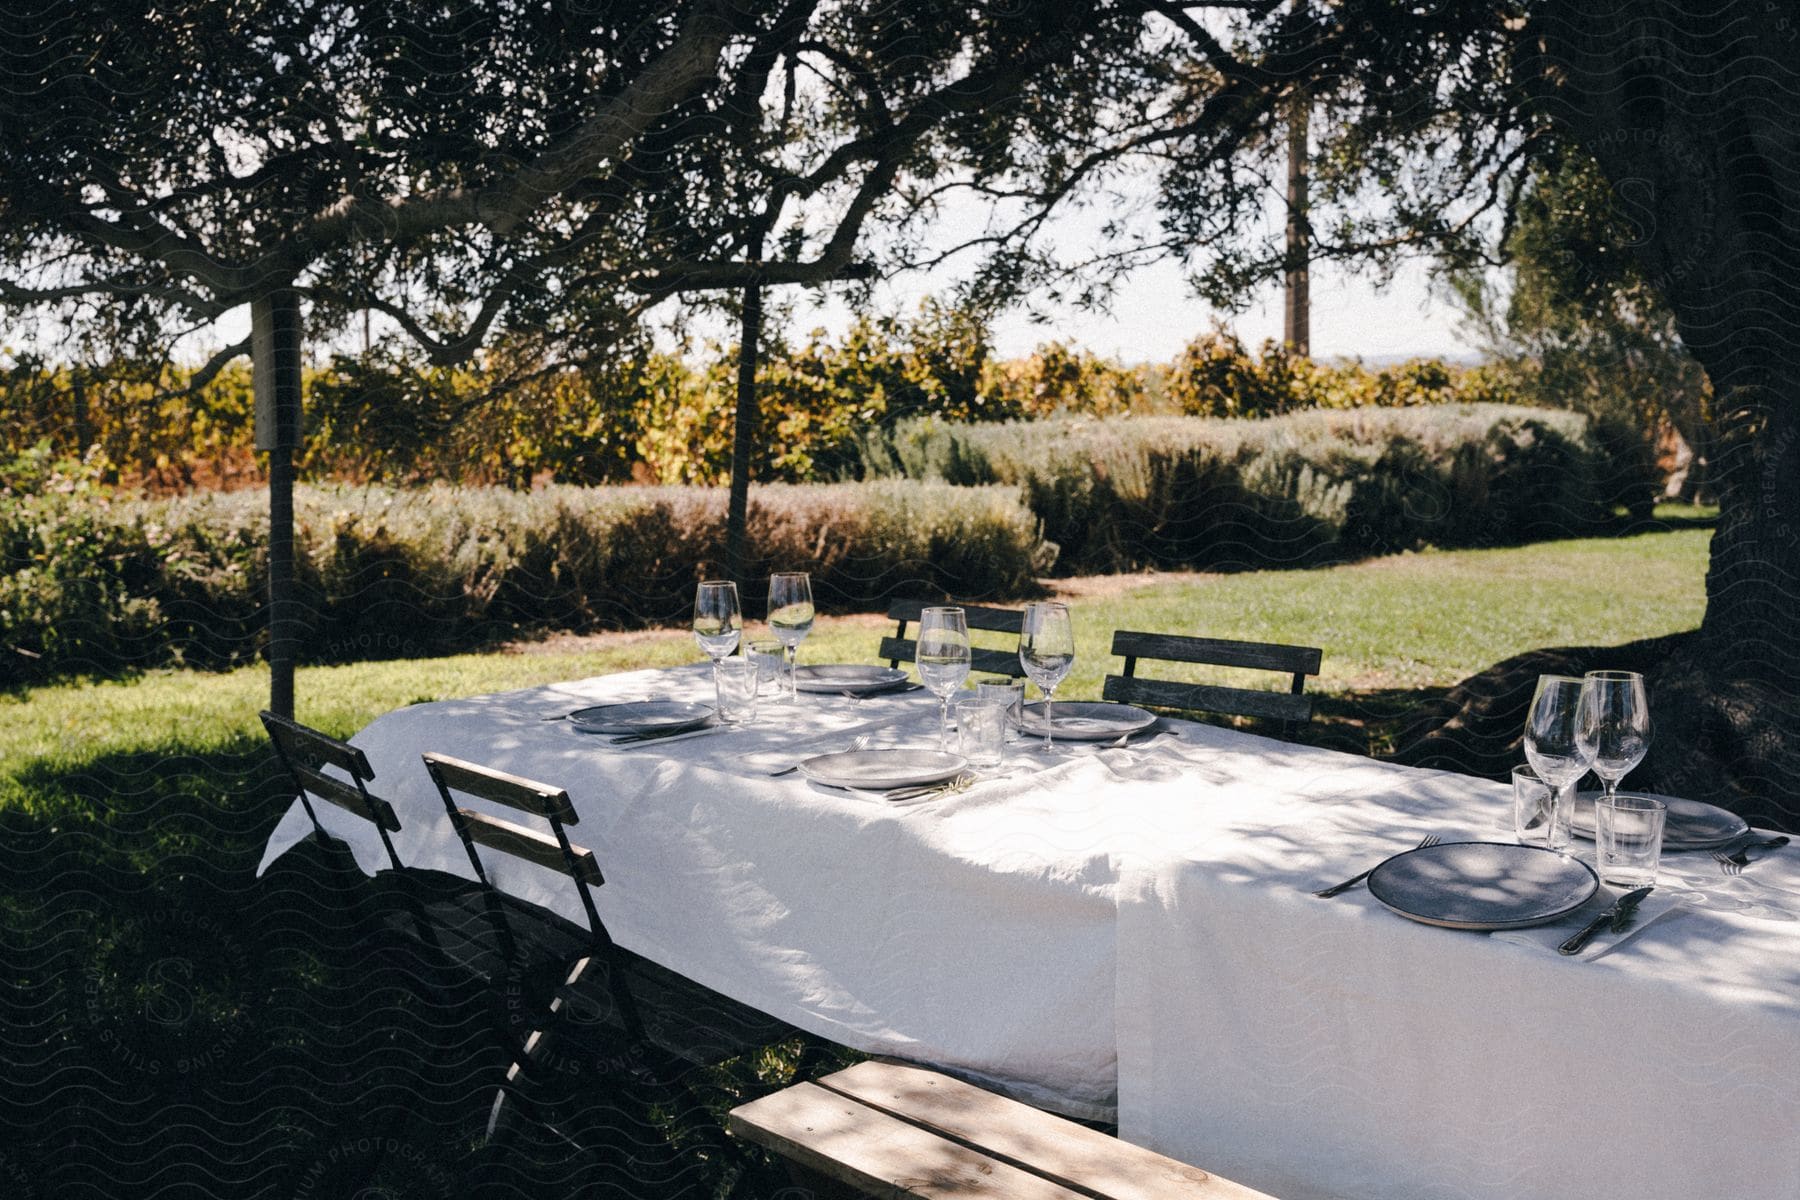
[258,665,1800,1199]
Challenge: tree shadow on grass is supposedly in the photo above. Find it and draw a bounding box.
[1374,631,1798,835]
[1,742,829,1198]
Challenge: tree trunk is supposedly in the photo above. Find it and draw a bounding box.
[1529,2,1800,825]
[253,292,303,720]
[725,260,764,584]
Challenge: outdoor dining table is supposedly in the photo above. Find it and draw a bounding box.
[258,662,1800,1200]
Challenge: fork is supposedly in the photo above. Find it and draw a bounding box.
[1314,834,1443,898]
[1713,835,1790,874]
[768,734,870,777]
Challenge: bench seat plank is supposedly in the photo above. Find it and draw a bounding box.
[730,1081,1087,1200]
[815,1061,1276,1200]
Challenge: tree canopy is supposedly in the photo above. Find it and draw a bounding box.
[3,0,1798,817]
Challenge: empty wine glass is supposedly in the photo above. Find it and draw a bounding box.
[1580,670,1651,804]
[1523,675,1597,851]
[1019,602,1075,750]
[767,572,814,702]
[916,607,972,749]
[692,580,742,664]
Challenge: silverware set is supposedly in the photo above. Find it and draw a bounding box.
[1558,885,1654,955]
[825,772,974,803]
[1313,834,1442,898]
[1711,835,1789,875]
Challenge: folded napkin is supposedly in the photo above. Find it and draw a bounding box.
[1490,886,1687,961]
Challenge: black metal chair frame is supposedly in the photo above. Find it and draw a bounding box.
[1101,631,1323,733]
[261,709,405,870]
[421,752,806,1178]
[880,597,1028,679]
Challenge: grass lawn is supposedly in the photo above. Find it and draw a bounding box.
[2,516,1712,774]
[0,514,1713,1197]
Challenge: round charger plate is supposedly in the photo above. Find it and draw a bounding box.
[794,664,912,695]
[1015,701,1157,742]
[1569,791,1748,851]
[1366,841,1599,931]
[799,749,967,790]
[566,700,714,735]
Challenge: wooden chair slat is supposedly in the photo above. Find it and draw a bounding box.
[1109,632,1321,676]
[260,709,373,779]
[885,599,1025,635]
[1103,675,1314,724]
[878,637,1027,679]
[819,1061,1275,1200]
[459,808,602,887]
[294,763,402,832]
[423,752,578,824]
[729,1081,1087,1200]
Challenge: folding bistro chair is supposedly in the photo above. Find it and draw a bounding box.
[880,598,1028,679]
[261,709,404,869]
[259,711,583,1032]
[1102,631,1323,735]
[259,709,447,959]
[420,752,815,1171]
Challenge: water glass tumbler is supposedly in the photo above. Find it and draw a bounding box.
[955,694,1008,769]
[746,638,784,691]
[1512,764,1555,846]
[976,679,1025,730]
[713,658,760,726]
[1594,794,1666,887]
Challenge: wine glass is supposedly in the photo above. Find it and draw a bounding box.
[692,580,742,665]
[916,607,972,749]
[1579,670,1651,804]
[1019,601,1075,750]
[767,572,814,702]
[1522,675,1597,851]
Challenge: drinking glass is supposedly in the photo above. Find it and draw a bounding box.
[767,572,814,702]
[1512,764,1554,846]
[917,607,972,749]
[713,658,760,726]
[976,679,1026,732]
[1523,675,1598,852]
[746,637,785,694]
[1019,602,1075,750]
[954,693,1007,768]
[1594,793,1666,886]
[692,580,742,664]
[1579,670,1651,804]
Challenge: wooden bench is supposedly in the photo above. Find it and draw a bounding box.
[729,1060,1276,1199]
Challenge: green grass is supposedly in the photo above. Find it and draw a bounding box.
[2,522,1711,774]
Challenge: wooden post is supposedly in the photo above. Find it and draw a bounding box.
[724,267,764,584]
[253,290,303,720]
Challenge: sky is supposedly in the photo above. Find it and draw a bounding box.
[189,248,1478,371]
[189,156,1483,369]
[783,254,1476,366]
[685,162,1483,367]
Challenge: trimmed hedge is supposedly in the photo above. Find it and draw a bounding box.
[1,480,1045,684]
[853,404,1642,574]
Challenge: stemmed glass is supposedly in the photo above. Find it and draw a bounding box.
[693,581,742,712]
[1580,670,1651,804]
[1019,602,1075,750]
[767,572,814,702]
[916,607,972,750]
[693,580,742,662]
[1523,675,1598,852]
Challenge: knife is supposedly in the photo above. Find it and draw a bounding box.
[608,723,720,745]
[1558,886,1654,955]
